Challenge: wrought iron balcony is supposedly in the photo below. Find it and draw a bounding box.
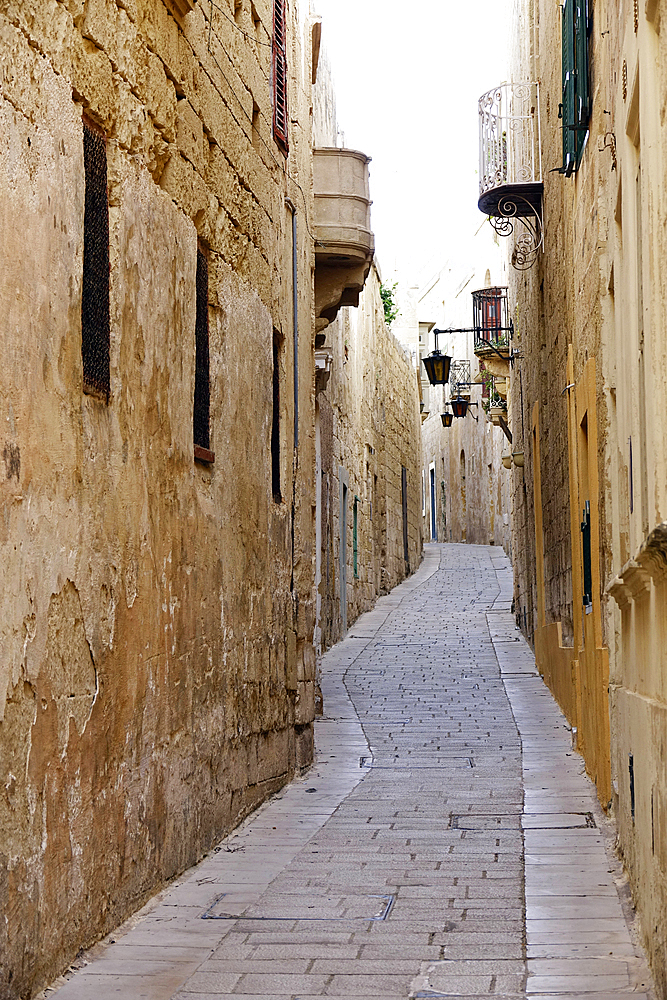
[478,83,543,270]
[472,287,513,361]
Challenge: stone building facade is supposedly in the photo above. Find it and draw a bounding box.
[417,250,512,556]
[311,49,423,654]
[494,0,667,988]
[0,1,328,995]
[315,264,423,652]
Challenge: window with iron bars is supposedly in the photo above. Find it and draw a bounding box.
[272,0,289,154]
[82,117,110,400]
[194,247,214,463]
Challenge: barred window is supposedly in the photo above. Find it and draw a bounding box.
[272,0,289,154]
[194,247,214,463]
[271,329,282,502]
[82,117,110,399]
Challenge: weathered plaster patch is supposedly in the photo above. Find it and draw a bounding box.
[44,581,98,750]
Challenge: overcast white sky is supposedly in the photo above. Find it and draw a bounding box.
[312,0,511,289]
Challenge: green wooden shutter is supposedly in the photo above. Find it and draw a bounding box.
[561,0,590,174]
[561,0,577,175]
[574,0,590,161]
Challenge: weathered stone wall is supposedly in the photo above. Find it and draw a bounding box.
[506,0,667,988]
[415,249,512,557]
[0,1,318,996]
[421,394,512,555]
[317,266,423,651]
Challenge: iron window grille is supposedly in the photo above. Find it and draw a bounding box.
[81,117,111,400]
[194,247,214,463]
[560,0,591,175]
[472,287,513,349]
[272,0,289,154]
[271,329,282,502]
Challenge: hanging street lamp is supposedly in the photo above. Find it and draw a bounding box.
[422,329,452,386]
[451,396,470,418]
[441,411,453,427]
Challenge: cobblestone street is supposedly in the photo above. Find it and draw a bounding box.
[46,544,653,1000]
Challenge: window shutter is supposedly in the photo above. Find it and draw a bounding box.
[561,0,577,175]
[561,0,590,174]
[272,0,289,153]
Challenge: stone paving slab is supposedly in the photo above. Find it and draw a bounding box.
[44,544,654,1000]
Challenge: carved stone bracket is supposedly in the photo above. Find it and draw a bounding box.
[606,575,633,610]
[165,0,197,16]
[636,521,667,584]
[315,347,333,394]
[607,523,667,608]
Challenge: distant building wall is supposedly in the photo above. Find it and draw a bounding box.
[316,266,423,652]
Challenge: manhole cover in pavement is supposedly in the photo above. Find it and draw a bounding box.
[202,892,395,921]
[450,813,521,830]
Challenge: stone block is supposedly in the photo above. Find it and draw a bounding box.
[294,680,315,725]
[286,631,297,691]
[71,37,118,130]
[137,48,177,140]
[176,98,206,175]
[159,149,211,221]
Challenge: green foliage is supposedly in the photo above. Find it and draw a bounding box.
[380,281,399,327]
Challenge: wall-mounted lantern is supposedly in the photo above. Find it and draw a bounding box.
[451,397,470,419]
[441,411,453,427]
[422,329,452,386]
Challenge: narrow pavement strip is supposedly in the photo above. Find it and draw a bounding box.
[45,543,653,1000]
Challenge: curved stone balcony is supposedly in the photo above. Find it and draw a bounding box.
[313,148,375,332]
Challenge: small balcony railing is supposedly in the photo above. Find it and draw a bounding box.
[478,83,543,269]
[472,287,513,353]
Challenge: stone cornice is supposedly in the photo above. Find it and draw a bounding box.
[607,521,667,607]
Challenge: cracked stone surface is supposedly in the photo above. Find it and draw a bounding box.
[45,544,654,1000]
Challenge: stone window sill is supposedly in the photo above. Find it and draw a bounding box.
[194,445,215,464]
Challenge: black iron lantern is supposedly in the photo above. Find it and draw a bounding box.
[451,396,469,418]
[441,411,453,428]
[422,329,452,386]
[423,350,452,386]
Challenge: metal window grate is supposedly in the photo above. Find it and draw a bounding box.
[82,119,110,399]
[271,330,282,502]
[272,0,289,152]
[193,248,211,452]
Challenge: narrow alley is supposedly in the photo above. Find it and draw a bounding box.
[43,544,652,1000]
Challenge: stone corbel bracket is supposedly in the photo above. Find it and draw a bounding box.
[607,521,667,607]
[315,347,333,394]
[165,0,197,16]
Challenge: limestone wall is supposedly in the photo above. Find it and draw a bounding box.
[0,1,318,995]
[416,249,512,556]
[505,0,667,988]
[421,400,512,555]
[316,265,423,651]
